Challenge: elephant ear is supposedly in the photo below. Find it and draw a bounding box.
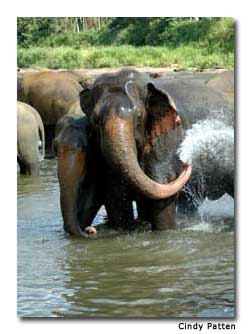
[145,82,180,142]
[79,88,94,118]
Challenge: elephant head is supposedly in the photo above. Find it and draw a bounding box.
[80,69,191,201]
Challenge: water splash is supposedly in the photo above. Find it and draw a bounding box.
[177,110,234,216]
[178,111,234,174]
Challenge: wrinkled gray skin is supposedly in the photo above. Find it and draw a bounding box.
[153,70,234,212]
[54,69,192,236]
[17,102,45,175]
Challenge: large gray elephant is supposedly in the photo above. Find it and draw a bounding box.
[17,71,90,150]
[54,69,192,236]
[17,102,45,175]
[152,72,234,212]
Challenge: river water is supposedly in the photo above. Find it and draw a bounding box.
[17,159,234,318]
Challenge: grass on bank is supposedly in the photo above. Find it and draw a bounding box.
[17,45,234,70]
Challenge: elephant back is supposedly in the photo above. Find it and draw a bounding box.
[206,70,234,104]
[18,71,84,126]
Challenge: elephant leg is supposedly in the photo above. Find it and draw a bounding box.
[58,143,90,236]
[104,173,134,230]
[27,163,39,176]
[222,177,234,199]
[17,157,39,176]
[44,125,56,157]
[136,199,148,222]
[152,200,177,230]
[227,187,234,199]
[77,174,103,231]
[17,157,27,175]
[139,197,177,230]
[26,163,39,176]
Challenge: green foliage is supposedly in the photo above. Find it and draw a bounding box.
[17,17,57,47]
[17,47,82,69]
[159,19,213,46]
[17,17,234,51]
[17,17,234,70]
[98,18,151,46]
[206,17,235,53]
[42,31,99,47]
[158,18,234,53]
[17,45,234,70]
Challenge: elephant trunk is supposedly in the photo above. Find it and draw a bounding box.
[102,115,192,200]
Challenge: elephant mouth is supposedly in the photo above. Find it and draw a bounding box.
[102,114,192,200]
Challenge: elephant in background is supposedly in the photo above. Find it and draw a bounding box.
[152,75,234,212]
[54,69,191,236]
[17,71,89,151]
[61,70,94,87]
[52,100,86,156]
[17,102,45,175]
[206,70,234,104]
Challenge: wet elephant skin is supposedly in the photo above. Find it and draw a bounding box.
[54,69,192,236]
[152,73,234,211]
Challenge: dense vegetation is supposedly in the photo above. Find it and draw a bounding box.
[17,17,234,70]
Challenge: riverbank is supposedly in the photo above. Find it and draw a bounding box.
[18,66,230,75]
[18,66,232,91]
[17,45,234,71]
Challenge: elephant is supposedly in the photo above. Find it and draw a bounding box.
[52,100,84,155]
[54,69,192,236]
[152,75,234,212]
[17,71,90,151]
[60,69,94,87]
[206,70,234,104]
[17,101,45,175]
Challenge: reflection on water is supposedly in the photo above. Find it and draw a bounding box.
[17,159,234,318]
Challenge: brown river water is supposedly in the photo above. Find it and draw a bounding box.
[17,159,234,318]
